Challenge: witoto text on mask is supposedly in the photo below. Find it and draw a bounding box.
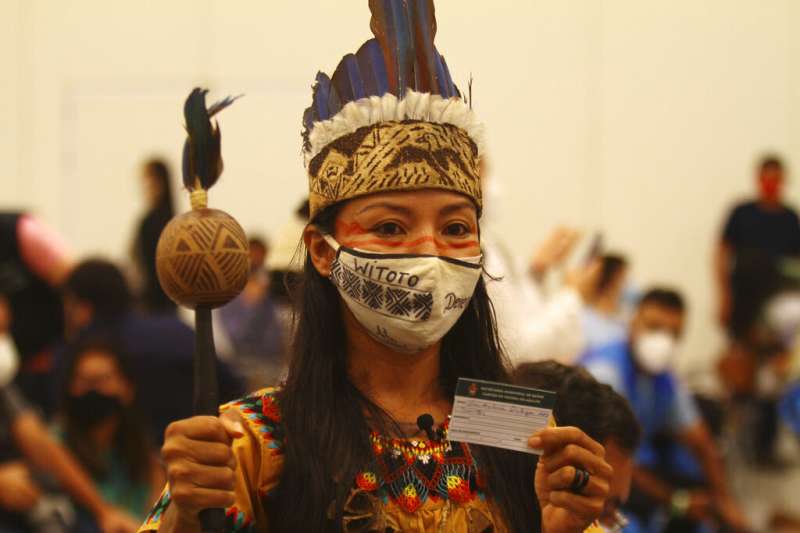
[324,235,483,353]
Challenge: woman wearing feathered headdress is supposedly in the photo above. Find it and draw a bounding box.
[141,2,611,532]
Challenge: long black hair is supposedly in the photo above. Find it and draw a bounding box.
[267,205,541,532]
[143,158,175,218]
[60,336,153,484]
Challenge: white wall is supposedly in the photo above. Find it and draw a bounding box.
[2,0,800,381]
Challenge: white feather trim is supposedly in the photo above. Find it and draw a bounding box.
[305,90,483,165]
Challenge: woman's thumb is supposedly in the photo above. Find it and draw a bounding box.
[219,409,246,439]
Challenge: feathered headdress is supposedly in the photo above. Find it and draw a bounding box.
[302,0,483,219]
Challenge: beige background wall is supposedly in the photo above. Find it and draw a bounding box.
[2,0,800,381]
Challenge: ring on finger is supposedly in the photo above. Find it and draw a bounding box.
[569,467,590,494]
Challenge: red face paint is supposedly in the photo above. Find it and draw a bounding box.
[335,220,371,237]
[341,236,480,251]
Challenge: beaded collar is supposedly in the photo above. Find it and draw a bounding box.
[357,419,486,513]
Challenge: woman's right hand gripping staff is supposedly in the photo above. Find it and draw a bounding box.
[157,411,244,532]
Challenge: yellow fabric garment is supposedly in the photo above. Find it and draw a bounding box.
[139,388,510,532]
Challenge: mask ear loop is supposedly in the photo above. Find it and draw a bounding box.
[322,233,341,253]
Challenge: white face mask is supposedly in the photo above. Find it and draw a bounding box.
[324,235,483,353]
[633,330,677,374]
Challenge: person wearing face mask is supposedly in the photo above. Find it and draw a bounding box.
[56,337,165,527]
[139,3,614,532]
[581,289,749,533]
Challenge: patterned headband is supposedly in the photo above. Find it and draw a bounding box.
[301,0,483,219]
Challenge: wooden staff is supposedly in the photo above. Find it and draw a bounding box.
[156,88,249,533]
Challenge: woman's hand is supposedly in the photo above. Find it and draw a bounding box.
[160,411,244,530]
[0,461,41,513]
[530,427,613,533]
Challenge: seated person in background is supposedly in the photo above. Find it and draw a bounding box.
[59,259,244,446]
[56,337,165,523]
[582,254,630,353]
[0,384,139,532]
[513,361,641,532]
[580,288,748,532]
[218,237,286,390]
[484,223,601,365]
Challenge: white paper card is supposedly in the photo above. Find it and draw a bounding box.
[448,378,556,455]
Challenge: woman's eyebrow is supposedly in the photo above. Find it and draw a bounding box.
[439,201,476,216]
[355,203,413,216]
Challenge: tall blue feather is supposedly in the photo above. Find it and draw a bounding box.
[389,0,413,96]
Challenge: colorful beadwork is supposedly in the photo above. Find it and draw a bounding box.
[223,387,283,455]
[140,490,256,533]
[361,420,485,513]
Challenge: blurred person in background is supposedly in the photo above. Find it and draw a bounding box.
[59,259,243,446]
[716,155,800,464]
[481,175,601,364]
[0,212,71,415]
[265,198,309,306]
[716,155,800,334]
[56,337,164,526]
[582,254,631,353]
[581,289,748,532]
[218,236,286,389]
[513,360,642,532]
[481,158,599,364]
[131,158,176,315]
[0,351,139,532]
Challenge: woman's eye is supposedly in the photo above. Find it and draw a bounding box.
[443,222,470,237]
[373,222,404,236]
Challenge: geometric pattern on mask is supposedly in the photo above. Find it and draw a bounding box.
[331,259,433,321]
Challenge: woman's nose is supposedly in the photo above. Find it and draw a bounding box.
[406,231,440,256]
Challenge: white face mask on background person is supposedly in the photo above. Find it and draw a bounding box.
[633,330,677,374]
[324,235,483,353]
[0,335,19,388]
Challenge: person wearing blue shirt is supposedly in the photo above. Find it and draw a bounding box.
[581,288,748,533]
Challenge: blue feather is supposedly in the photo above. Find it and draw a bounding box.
[327,85,342,119]
[433,52,449,97]
[440,55,458,98]
[313,72,332,121]
[388,0,413,96]
[332,54,365,103]
[356,40,379,97]
[345,54,367,100]
[362,39,390,96]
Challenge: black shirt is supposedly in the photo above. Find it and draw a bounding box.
[722,201,800,260]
